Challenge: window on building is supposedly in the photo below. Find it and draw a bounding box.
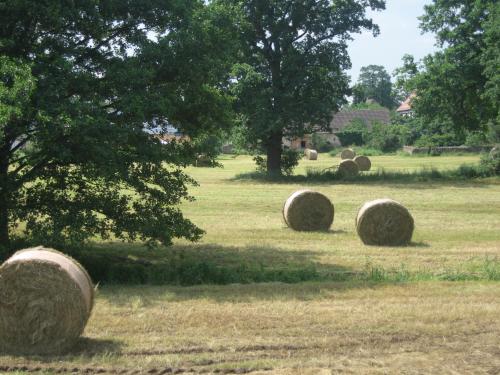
[300,140,306,148]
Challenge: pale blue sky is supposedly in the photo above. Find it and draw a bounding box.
[347,0,437,83]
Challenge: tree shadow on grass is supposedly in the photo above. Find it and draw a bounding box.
[78,242,427,304]
[231,169,498,189]
[79,242,351,288]
[0,337,123,360]
[71,337,123,356]
[408,241,430,248]
[101,280,376,305]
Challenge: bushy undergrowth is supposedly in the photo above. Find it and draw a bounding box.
[353,147,385,156]
[74,250,500,285]
[5,240,497,285]
[235,160,498,183]
[253,149,302,176]
[73,248,320,285]
[329,147,385,157]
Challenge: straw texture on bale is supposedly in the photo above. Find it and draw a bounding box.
[340,148,356,160]
[356,199,414,246]
[0,247,94,355]
[283,190,334,231]
[337,159,359,176]
[354,155,371,171]
[305,149,318,160]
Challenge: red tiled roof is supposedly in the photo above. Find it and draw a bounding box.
[396,93,416,113]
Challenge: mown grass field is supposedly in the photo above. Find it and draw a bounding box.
[2,154,500,374]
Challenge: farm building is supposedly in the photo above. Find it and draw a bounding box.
[284,107,391,150]
[396,92,416,116]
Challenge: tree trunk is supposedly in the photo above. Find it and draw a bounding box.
[0,150,10,252]
[266,130,283,175]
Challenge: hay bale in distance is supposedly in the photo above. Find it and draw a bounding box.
[0,246,94,355]
[195,154,212,167]
[337,159,359,177]
[305,149,318,160]
[340,148,356,160]
[354,155,371,171]
[283,190,334,231]
[356,198,414,246]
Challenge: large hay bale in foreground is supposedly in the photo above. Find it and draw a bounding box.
[354,155,371,171]
[305,149,318,160]
[356,199,414,246]
[340,148,356,160]
[283,190,334,231]
[337,159,359,177]
[0,247,94,355]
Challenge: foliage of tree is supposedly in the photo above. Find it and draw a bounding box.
[390,112,463,147]
[311,133,334,152]
[364,122,403,152]
[336,118,368,146]
[352,65,396,109]
[0,0,237,255]
[481,2,500,136]
[392,54,419,102]
[221,0,386,174]
[408,0,498,136]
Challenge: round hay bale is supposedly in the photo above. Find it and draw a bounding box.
[0,246,94,355]
[340,148,356,160]
[283,190,334,231]
[337,159,359,177]
[305,149,318,160]
[195,154,212,167]
[354,155,371,171]
[356,199,414,246]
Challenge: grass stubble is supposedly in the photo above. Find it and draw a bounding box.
[1,154,499,374]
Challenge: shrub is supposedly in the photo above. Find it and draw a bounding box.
[328,148,340,157]
[191,132,224,161]
[311,133,335,152]
[254,148,302,176]
[414,132,462,147]
[366,122,402,152]
[336,130,364,147]
[465,131,489,147]
[336,118,368,146]
[479,149,500,175]
[352,146,384,156]
[227,122,253,154]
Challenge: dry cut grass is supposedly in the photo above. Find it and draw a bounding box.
[1,154,499,374]
[1,282,500,374]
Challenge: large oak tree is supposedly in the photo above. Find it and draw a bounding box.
[0,0,236,255]
[222,0,385,174]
